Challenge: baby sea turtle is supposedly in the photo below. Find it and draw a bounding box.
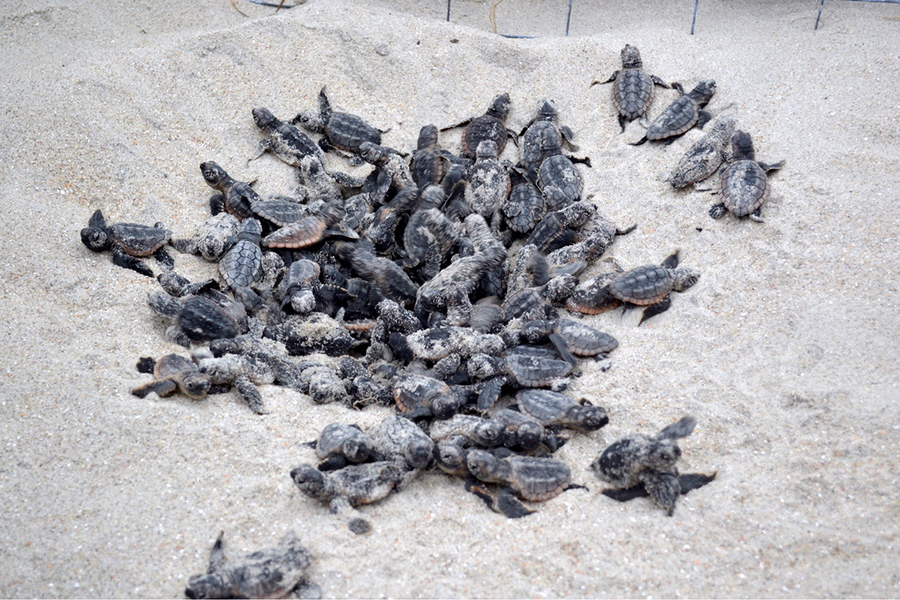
[536,154,583,210]
[279,259,321,314]
[428,414,505,448]
[447,93,513,159]
[411,124,458,189]
[590,415,715,516]
[310,423,373,471]
[367,415,435,470]
[171,213,241,262]
[358,141,416,191]
[290,461,408,534]
[263,312,355,356]
[503,168,545,234]
[250,198,311,228]
[491,408,563,452]
[471,346,576,410]
[292,87,383,161]
[392,373,463,420]
[148,289,244,346]
[711,130,785,222]
[131,354,211,400]
[464,140,512,219]
[519,99,581,180]
[185,530,317,600]
[516,389,609,432]
[666,114,737,189]
[80,209,173,277]
[199,161,257,220]
[520,317,618,365]
[261,204,344,250]
[631,80,717,146]
[192,349,271,415]
[467,449,581,518]
[566,251,700,325]
[218,217,263,291]
[592,44,672,133]
[251,106,326,167]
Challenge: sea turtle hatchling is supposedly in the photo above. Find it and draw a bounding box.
[592,44,672,133]
[80,209,173,277]
[711,130,785,222]
[251,106,326,167]
[131,354,211,400]
[465,140,512,219]
[590,415,715,516]
[218,217,263,292]
[666,114,737,189]
[147,289,244,347]
[566,250,700,325]
[516,389,609,432]
[367,415,435,470]
[519,99,582,181]
[631,80,717,146]
[392,373,464,420]
[290,461,409,534]
[520,317,618,365]
[199,161,258,220]
[170,213,241,262]
[445,93,514,159]
[292,87,383,163]
[309,422,374,471]
[466,449,583,518]
[185,530,317,599]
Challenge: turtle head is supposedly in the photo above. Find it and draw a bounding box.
[671,267,700,292]
[299,154,323,179]
[621,44,643,69]
[251,107,277,130]
[81,225,111,252]
[417,124,439,150]
[568,404,610,432]
[515,421,544,451]
[466,449,503,482]
[434,441,468,476]
[730,130,756,162]
[290,464,328,499]
[295,109,326,133]
[181,372,211,400]
[199,161,227,190]
[358,141,385,165]
[185,573,226,599]
[486,93,511,121]
[404,438,435,470]
[431,391,462,420]
[472,420,504,447]
[690,80,717,104]
[645,440,682,470]
[341,437,371,463]
[521,319,554,344]
[475,139,499,160]
[537,99,558,122]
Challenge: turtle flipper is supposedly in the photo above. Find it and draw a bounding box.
[207,531,226,574]
[438,117,473,133]
[661,250,680,269]
[678,472,717,494]
[709,203,727,219]
[697,110,713,129]
[650,74,671,89]
[329,497,371,535]
[638,294,672,326]
[153,247,175,271]
[629,135,649,146]
[136,356,157,374]
[548,333,577,367]
[749,209,765,223]
[293,577,323,600]
[249,139,273,164]
[559,125,578,150]
[233,373,266,415]
[88,209,106,229]
[642,471,681,516]
[476,377,503,411]
[602,485,648,503]
[317,455,348,472]
[760,160,785,173]
[209,194,225,216]
[617,115,627,134]
[131,378,178,398]
[590,71,618,87]
[112,246,154,277]
[465,479,534,519]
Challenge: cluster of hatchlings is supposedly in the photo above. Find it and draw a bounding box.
[80,44,784,597]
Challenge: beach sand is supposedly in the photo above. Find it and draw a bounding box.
[1,0,898,596]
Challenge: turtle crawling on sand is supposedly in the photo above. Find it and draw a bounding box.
[666,114,737,189]
[80,209,173,277]
[592,44,672,133]
[590,415,715,516]
[292,87,383,163]
[310,422,374,471]
[631,80,716,146]
[185,530,318,599]
[131,354,210,400]
[711,130,785,222]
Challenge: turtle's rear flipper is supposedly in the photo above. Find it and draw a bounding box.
[678,472,717,494]
[638,294,672,326]
[642,471,681,516]
[154,247,175,271]
[709,203,728,219]
[131,378,177,398]
[617,115,627,134]
[602,485,648,503]
[136,356,157,374]
[234,374,267,415]
[697,110,713,129]
[629,135,649,147]
[465,479,533,519]
[112,247,154,277]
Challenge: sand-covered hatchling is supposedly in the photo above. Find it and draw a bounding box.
[666,113,737,188]
[148,288,244,347]
[465,140,512,219]
[293,87,383,162]
[367,414,435,470]
[131,354,211,400]
[711,130,785,222]
[171,213,241,262]
[185,530,317,599]
[392,373,463,420]
[593,44,672,133]
[310,422,374,471]
[80,209,173,277]
[251,106,326,167]
[590,415,715,516]
[631,80,717,146]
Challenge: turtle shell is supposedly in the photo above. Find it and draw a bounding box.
[261,217,327,249]
[565,272,621,315]
[646,95,700,141]
[316,423,370,463]
[271,120,325,166]
[219,239,262,289]
[251,200,309,227]
[505,348,573,387]
[392,373,456,414]
[224,181,258,220]
[720,160,769,217]
[465,152,511,218]
[108,223,172,256]
[609,264,673,305]
[612,68,655,120]
[506,456,572,501]
[325,112,382,154]
[521,120,563,178]
[462,115,507,159]
[503,182,544,234]
[552,318,618,357]
[537,155,582,206]
[176,296,240,342]
[516,389,574,423]
[154,353,196,379]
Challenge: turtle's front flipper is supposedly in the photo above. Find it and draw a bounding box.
[136,356,157,374]
[678,472,717,494]
[651,74,671,89]
[548,333,578,367]
[602,484,648,503]
[131,378,178,398]
[642,471,681,516]
[438,117,472,133]
[657,415,697,440]
[233,373,266,415]
[88,209,106,229]
[638,294,672,326]
[207,531,226,573]
[629,135,649,147]
[696,110,713,129]
[112,246,154,277]
[317,455,348,472]
[465,479,534,519]
[249,139,273,164]
[154,247,175,271]
[569,155,591,167]
[590,71,618,87]
[559,125,578,150]
[209,194,225,216]
[293,577,323,600]
[760,159,785,173]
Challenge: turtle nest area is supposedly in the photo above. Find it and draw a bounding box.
[3,0,900,597]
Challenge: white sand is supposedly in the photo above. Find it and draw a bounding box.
[1,0,898,596]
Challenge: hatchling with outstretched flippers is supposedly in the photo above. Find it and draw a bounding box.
[443,93,514,159]
[290,461,408,534]
[631,80,716,146]
[199,161,258,220]
[711,130,785,222]
[131,354,210,400]
[251,106,325,167]
[666,114,737,188]
[466,448,584,518]
[80,209,173,277]
[185,530,317,599]
[292,87,383,163]
[590,415,715,516]
[592,44,672,133]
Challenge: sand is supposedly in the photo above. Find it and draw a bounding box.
[1,0,898,596]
